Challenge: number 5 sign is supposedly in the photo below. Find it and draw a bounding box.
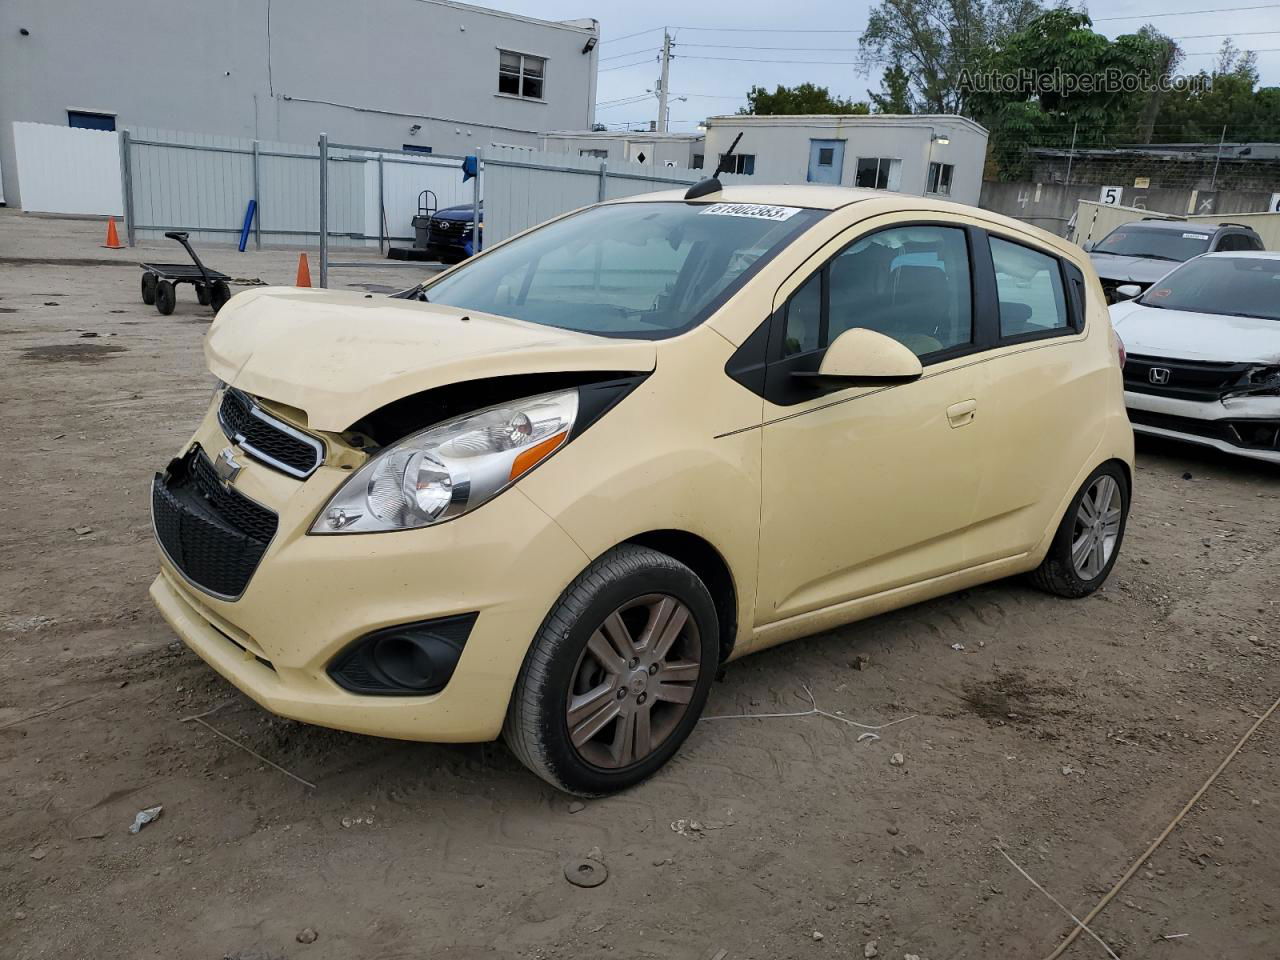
[1100,186,1124,206]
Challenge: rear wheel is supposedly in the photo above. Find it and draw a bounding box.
[1029,463,1129,598]
[504,545,719,796]
[154,280,176,316]
[140,272,157,305]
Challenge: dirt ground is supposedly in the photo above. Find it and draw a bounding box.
[1,209,1277,960]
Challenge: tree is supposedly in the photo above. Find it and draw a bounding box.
[858,0,1043,114]
[964,10,1178,178]
[1153,40,1278,142]
[738,83,870,115]
[869,64,913,114]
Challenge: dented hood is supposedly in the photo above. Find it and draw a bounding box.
[205,288,657,431]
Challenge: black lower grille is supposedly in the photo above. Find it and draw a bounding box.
[152,447,279,597]
[1124,354,1254,401]
[1129,409,1280,450]
[218,388,322,478]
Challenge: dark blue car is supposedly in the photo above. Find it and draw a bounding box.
[425,202,483,263]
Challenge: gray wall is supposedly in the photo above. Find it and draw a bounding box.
[538,134,703,169]
[0,0,598,205]
[979,180,1280,238]
[702,116,988,204]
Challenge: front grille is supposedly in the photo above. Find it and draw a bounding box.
[218,388,323,478]
[1128,409,1280,450]
[1124,354,1254,401]
[152,446,279,598]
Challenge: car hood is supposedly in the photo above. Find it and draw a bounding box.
[205,288,656,432]
[1109,299,1280,364]
[1088,253,1180,284]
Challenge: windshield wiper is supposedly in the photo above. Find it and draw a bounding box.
[1127,253,1181,261]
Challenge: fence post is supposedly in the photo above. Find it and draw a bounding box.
[251,140,262,250]
[597,159,607,202]
[318,132,329,288]
[377,153,385,254]
[1064,122,1077,187]
[471,147,482,257]
[118,129,136,247]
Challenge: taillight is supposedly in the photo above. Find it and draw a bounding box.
[1114,331,1126,368]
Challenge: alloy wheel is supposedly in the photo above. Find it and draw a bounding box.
[1071,474,1123,580]
[565,594,702,769]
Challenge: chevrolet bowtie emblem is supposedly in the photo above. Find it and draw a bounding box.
[214,446,243,484]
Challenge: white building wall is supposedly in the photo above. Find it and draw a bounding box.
[538,134,703,169]
[0,0,598,205]
[703,116,988,205]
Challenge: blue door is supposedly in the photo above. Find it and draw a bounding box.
[807,139,844,184]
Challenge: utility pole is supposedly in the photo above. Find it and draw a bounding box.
[657,29,672,133]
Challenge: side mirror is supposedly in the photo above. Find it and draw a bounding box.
[792,328,923,389]
[1113,283,1142,301]
[1081,240,1094,252]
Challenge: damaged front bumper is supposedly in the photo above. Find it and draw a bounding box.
[1125,390,1280,464]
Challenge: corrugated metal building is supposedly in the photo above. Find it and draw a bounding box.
[0,0,599,206]
[538,131,704,169]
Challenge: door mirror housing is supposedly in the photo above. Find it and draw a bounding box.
[1081,240,1094,252]
[1113,283,1142,301]
[792,328,923,389]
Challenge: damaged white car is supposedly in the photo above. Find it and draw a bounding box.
[1110,251,1280,464]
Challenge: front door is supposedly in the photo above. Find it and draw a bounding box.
[756,217,986,624]
[807,139,845,184]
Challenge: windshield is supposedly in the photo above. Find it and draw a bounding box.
[420,201,826,338]
[1140,256,1280,321]
[1093,225,1211,261]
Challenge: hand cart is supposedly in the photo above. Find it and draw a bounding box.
[139,232,233,316]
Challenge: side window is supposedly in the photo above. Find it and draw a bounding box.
[828,225,972,357]
[783,272,822,356]
[990,236,1068,338]
[779,225,972,360]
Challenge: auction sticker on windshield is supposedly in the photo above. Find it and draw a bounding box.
[699,203,801,221]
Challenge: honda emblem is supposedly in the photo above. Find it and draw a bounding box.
[1148,367,1171,385]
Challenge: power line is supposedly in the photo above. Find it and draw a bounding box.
[1093,2,1280,19]
[600,26,664,44]
[600,46,660,62]
[599,55,658,73]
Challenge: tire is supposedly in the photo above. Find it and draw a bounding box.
[141,272,157,305]
[210,280,231,313]
[195,284,211,306]
[1029,462,1130,598]
[155,280,176,316]
[504,544,719,796]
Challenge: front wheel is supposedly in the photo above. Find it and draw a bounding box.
[1029,462,1130,598]
[504,545,719,796]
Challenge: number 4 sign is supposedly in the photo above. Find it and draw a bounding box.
[1100,186,1124,206]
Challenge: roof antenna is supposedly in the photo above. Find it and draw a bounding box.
[685,132,742,200]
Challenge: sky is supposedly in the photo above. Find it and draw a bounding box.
[487,0,1280,133]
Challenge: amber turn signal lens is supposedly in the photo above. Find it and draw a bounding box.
[509,431,566,482]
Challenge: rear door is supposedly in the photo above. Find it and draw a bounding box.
[807,140,845,185]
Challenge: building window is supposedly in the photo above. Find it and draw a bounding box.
[499,50,546,99]
[927,161,954,195]
[580,148,609,159]
[67,110,115,131]
[692,153,704,170]
[402,144,433,155]
[854,157,901,190]
[718,153,755,175]
[817,147,835,166]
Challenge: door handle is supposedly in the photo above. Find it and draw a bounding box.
[946,399,977,428]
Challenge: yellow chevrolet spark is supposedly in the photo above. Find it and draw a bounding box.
[151,183,1133,795]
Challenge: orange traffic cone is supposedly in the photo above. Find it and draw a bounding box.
[295,253,312,287]
[101,217,125,249]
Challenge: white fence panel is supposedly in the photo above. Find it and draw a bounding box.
[365,154,470,243]
[483,147,751,246]
[12,122,122,216]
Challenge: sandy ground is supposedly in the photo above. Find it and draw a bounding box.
[1,209,1277,960]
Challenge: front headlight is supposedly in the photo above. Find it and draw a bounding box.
[312,389,578,534]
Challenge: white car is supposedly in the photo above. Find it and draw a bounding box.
[1109,251,1280,464]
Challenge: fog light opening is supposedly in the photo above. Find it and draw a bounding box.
[372,634,438,691]
[327,613,477,696]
